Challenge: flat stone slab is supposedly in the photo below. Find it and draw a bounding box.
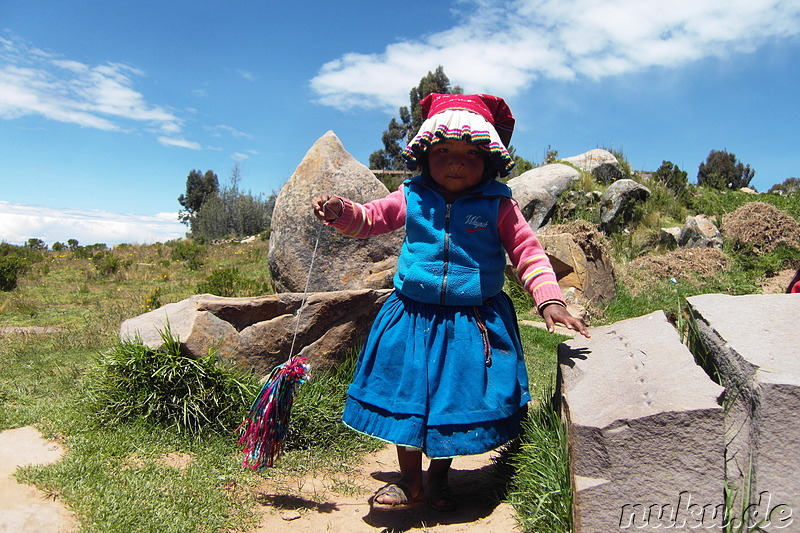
[688,293,800,528]
[0,426,76,533]
[559,310,725,531]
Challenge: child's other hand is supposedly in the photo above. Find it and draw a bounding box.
[541,304,591,338]
[311,195,342,222]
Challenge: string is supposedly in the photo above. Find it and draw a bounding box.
[287,214,325,361]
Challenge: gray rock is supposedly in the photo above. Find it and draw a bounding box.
[659,226,682,248]
[687,293,800,524]
[268,131,403,293]
[679,215,723,249]
[559,311,725,532]
[599,179,651,233]
[561,149,622,183]
[507,163,580,229]
[119,289,391,377]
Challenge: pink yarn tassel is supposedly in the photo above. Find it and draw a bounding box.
[237,357,310,469]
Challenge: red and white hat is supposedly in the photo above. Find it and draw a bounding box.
[402,93,516,177]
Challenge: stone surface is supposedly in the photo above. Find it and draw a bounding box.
[120,289,391,377]
[0,426,76,533]
[558,311,725,532]
[599,179,651,232]
[659,226,681,248]
[268,131,403,293]
[679,215,723,249]
[687,293,800,527]
[537,231,616,305]
[561,149,622,183]
[506,163,580,229]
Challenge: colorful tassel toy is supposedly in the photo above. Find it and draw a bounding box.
[238,356,311,469]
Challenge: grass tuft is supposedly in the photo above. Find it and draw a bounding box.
[83,327,259,434]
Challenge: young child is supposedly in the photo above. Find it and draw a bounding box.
[311,93,589,512]
[787,267,800,293]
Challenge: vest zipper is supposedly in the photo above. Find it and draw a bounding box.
[440,202,452,305]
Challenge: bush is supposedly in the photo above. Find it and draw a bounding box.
[652,160,689,203]
[697,150,754,190]
[169,240,205,262]
[196,267,269,297]
[0,255,25,291]
[0,243,40,291]
[92,251,120,277]
[84,328,258,434]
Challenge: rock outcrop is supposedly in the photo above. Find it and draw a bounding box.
[559,311,725,531]
[119,289,391,376]
[561,148,622,184]
[679,215,723,249]
[507,163,581,229]
[687,293,800,523]
[599,179,651,233]
[268,131,403,293]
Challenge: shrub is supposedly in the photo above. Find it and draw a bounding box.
[196,267,269,297]
[84,328,258,434]
[170,240,205,262]
[652,160,690,203]
[697,150,755,190]
[0,255,25,291]
[92,251,120,277]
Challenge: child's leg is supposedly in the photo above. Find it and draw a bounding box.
[374,445,423,505]
[427,457,456,511]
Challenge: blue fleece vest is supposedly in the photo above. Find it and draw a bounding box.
[394,176,511,306]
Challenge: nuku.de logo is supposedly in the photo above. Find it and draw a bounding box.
[619,491,793,529]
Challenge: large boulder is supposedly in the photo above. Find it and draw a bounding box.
[268,131,403,293]
[687,293,800,520]
[679,215,723,249]
[119,290,391,377]
[559,311,725,531]
[599,179,651,233]
[561,149,622,183]
[506,163,580,229]
[538,220,616,305]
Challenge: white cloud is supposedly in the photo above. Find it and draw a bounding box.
[205,124,253,139]
[157,136,202,150]
[237,69,257,82]
[310,0,800,111]
[0,33,198,147]
[0,201,186,246]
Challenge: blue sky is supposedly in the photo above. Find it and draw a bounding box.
[1,0,799,246]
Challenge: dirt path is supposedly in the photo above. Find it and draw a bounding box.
[247,445,521,533]
[0,426,76,533]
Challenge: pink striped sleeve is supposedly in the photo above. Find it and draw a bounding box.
[498,198,565,312]
[326,186,407,238]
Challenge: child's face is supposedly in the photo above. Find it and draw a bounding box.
[427,140,485,197]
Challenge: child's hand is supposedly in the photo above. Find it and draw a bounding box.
[541,304,591,338]
[311,195,343,222]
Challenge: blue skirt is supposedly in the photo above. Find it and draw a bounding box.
[342,290,530,458]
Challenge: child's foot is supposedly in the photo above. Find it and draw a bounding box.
[427,478,458,512]
[371,482,425,511]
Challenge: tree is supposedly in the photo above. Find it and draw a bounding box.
[697,150,755,190]
[24,238,47,251]
[652,160,689,202]
[768,177,800,195]
[178,170,219,224]
[369,66,462,171]
[188,164,276,242]
[507,145,533,178]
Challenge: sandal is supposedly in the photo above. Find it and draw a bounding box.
[427,480,458,512]
[371,482,425,511]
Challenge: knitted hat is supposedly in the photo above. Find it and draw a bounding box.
[402,93,516,177]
